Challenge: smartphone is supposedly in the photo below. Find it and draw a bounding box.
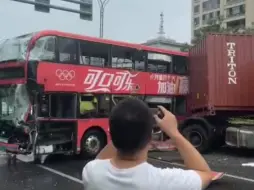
[150,107,164,119]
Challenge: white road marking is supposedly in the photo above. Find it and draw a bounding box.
[149,157,254,183]
[38,165,83,184]
[37,157,254,185]
[242,162,254,167]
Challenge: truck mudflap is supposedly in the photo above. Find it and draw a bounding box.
[226,126,254,148]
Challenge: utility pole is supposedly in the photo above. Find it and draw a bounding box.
[97,0,110,38]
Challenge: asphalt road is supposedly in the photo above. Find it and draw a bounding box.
[0,154,83,190]
[1,147,254,190]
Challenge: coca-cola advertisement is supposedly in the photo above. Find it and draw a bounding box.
[37,62,189,95]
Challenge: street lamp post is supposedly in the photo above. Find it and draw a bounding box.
[97,0,110,38]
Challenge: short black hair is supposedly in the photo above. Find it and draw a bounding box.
[109,98,153,155]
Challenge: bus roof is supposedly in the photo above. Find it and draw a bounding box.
[32,30,188,57]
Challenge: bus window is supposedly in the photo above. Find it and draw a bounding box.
[97,94,110,117]
[50,93,77,118]
[58,37,78,64]
[145,96,173,111]
[134,51,146,71]
[112,47,146,71]
[79,41,110,67]
[111,95,130,106]
[79,94,98,118]
[0,33,33,63]
[135,61,145,71]
[172,56,188,75]
[112,47,133,70]
[29,36,56,62]
[111,95,144,107]
[147,52,172,73]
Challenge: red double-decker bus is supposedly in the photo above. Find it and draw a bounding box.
[0,30,188,163]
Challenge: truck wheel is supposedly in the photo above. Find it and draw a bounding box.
[81,129,106,159]
[182,124,210,153]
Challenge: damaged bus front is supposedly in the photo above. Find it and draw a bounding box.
[0,84,31,152]
[0,32,69,161]
[0,33,34,154]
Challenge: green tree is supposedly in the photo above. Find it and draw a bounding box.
[191,16,254,45]
[180,43,191,52]
[192,17,224,44]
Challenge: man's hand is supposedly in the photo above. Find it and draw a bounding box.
[154,106,213,189]
[153,106,180,138]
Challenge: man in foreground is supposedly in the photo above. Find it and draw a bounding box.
[82,98,214,190]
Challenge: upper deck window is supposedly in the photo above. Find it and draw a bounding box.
[0,33,34,63]
[29,36,56,62]
[173,56,188,75]
[148,53,172,62]
[79,41,110,67]
[147,52,171,73]
[58,37,78,64]
[112,46,146,71]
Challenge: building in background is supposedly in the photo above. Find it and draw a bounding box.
[191,0,254,39]
[143,12,186,51]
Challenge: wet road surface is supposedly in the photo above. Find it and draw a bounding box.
[1,147,254,190]
[149,147,254,180]
[0,154,83,190]
[149,158,254,190]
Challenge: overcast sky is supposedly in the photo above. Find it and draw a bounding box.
[0,0,191,43]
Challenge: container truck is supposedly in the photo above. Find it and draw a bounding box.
[181,33,254,152]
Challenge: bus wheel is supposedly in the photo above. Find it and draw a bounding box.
[182,124,210,153]
[81,129,106,159]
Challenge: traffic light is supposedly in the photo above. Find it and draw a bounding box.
[11,0,93,21]
[34,0,50,13]
[80,0,93,21]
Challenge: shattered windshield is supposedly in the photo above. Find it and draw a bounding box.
[28,36,56,61]
[0,33,34,62]
[0,84,30,126]
[0,85,16,120]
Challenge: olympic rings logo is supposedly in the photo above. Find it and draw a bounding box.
[55,69,75,81]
